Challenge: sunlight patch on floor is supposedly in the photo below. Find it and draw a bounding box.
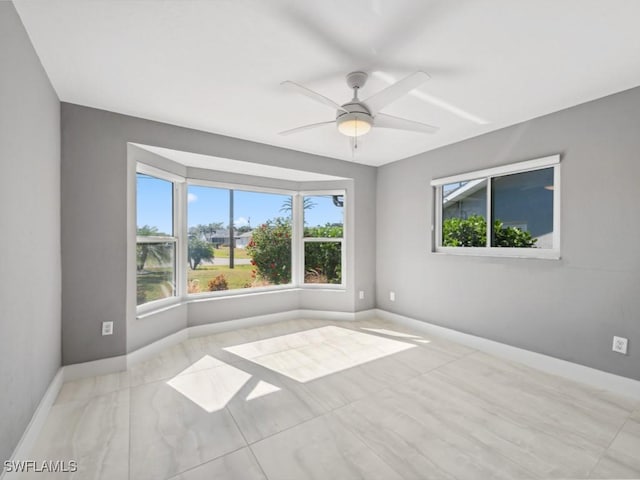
[246,380,281,401]
[167,355,251,412]
[224,326,416,383]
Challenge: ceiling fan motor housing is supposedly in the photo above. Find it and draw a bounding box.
[336,101,371,120]
[336,102,373,136]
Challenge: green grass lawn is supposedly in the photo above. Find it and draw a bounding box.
[137,267,174,304]
[138,264,256,305]
[188,264,254,292]
[212,246,249,259]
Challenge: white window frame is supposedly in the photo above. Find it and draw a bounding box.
[299,190,346,288]
[431,154,561,259]
[136,164,186,313]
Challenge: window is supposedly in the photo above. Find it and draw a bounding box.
[186,184,292,294]
[432,155,560,258]
[134,162,347,310]
[136,170,179,306]
[303,194,345,284]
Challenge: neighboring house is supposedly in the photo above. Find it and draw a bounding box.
[209,229,231,247]
[236,231,253,248]
[206,229,253,248]
[443,179,488,220]
[442,170,554,248]
[206,229,234,247]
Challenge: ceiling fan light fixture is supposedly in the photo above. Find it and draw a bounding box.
[337,113,373,137]
[280,70,439,141]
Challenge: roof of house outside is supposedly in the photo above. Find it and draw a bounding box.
[443,178,487,207]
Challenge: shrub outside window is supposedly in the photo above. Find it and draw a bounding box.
[432,155,560,258]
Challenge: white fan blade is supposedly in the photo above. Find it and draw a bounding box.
[375,113,438,134]
[279,121,335,136]
[281,81,347,113]
[364,71,430,115]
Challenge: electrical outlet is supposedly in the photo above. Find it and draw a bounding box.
[612,336,628,355]
[389,291,395,302]
[358,290,365,300]
[102,321,113,336]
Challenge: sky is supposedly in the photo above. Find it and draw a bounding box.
[137,174,343,234]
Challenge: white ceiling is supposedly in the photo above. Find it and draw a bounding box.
[14,0,640,166]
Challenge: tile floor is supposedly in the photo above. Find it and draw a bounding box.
[21,318,640,479]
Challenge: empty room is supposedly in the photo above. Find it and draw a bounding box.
[2,0,640,478]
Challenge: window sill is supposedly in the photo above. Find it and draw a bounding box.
[299,283,345,290]
[188,284,298,302]
[433,247,561,260]
[136,298,183,319]
[136,285,346,319]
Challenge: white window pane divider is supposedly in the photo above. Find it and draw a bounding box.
[175,181,187,298]
[291,193,303,286]
[136,236,177,243]
[302,237,343,242]
[486,177,492,247]
[552,164,561,252]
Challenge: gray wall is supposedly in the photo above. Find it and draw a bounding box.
[377,86,640,381]
[0,2,61,463]
[62,103,376,365]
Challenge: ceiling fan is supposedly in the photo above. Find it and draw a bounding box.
[279,71,439,143]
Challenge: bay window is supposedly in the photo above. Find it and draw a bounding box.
[135,162,346,311]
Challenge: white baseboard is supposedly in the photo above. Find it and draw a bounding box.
[299,309,359,322]
[376,309,640,401]
[63,354,127,382]
[127,329,189,368]
[1,369,64,480]
[299,308,376,322]
[188,310,301,339]
[354,308,377,322]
